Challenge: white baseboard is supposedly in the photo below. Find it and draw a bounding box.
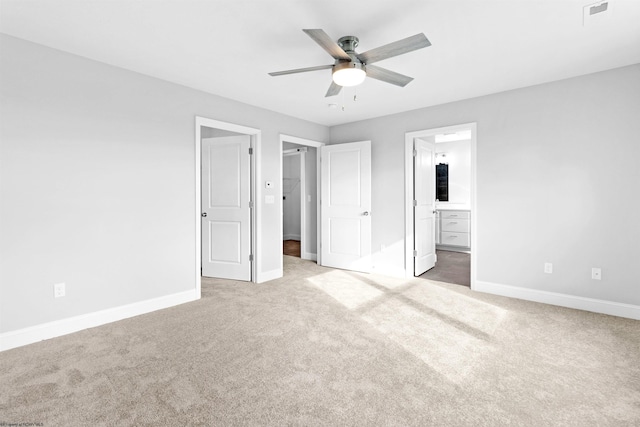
[302,252,317,261]
[436,244,471,254]
[258,268,282,283]
[283,234,301,241]
[0,289,199,352]
[474,280,640,320]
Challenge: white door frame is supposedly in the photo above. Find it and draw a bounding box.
[195,117,261,295]
[279,134,324,272]
[404,123,477,288]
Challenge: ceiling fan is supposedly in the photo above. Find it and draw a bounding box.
[268,29,431,97]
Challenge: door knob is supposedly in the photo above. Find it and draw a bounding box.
[363,211,370,216]
[201,212,207,217]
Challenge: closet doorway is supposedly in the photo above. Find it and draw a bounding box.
[282,147,304,258]
[279,135,323,268]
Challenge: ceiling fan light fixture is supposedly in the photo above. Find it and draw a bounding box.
[269,29,431,97]
[332,62,366,87]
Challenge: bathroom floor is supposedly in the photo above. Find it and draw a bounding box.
[419,250,470,287]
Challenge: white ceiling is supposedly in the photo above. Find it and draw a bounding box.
[1,0,639,126]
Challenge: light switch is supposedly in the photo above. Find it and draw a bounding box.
[265,195,275,204]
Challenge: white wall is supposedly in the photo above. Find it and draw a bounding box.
[435,139,471,206]
[330,63,640,308]
[0,35,329,337]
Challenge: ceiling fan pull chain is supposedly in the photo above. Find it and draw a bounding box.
[354,87,358,102]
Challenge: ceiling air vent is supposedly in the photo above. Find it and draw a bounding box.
[590,2,608,14]
[583,1,612,26]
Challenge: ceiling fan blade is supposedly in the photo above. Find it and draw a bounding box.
[366,65,414,87]
[303,29,351,61]
[268,64,333,77]
[357,33,431,65]
[325,81,342,97]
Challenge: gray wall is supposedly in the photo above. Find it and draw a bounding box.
[2,32,638,337]
[304,147,318,257]
[0,35,329,333]
[330,63,640,306]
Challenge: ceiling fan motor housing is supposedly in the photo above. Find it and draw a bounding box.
[337,35,359,52]
[333,36,366,87]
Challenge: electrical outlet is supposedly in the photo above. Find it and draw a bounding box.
[54,282,66,298]
[544,263,553,274]
[592,268,602,280]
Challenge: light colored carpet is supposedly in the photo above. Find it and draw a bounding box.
[1,256,639,426]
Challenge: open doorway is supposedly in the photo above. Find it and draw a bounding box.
[404,123,477,289]
[283,146,305,258]
[195,117,261,295]
[279,135,324,272]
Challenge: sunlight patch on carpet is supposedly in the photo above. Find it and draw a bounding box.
[307,270,384,310]
[360,298,497,385]
[404,283,509,336]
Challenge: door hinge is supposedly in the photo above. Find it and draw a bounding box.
[249,147,253,155]
[413,200,417,207]
[249,254,254,261]
[413,250,418,257]
[413,149,417,157]
[249,201,254,208]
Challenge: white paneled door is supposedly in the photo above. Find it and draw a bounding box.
[320,141,371,272]
[414,138,436,275]
[201,135,252,281]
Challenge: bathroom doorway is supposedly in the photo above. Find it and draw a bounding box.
[405,123,477,288]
